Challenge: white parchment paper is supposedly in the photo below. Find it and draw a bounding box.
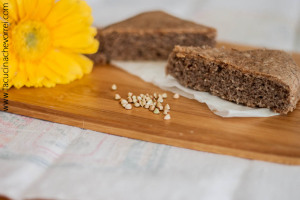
[112,61,279,117]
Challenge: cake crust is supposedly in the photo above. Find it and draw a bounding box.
[166,46,300,114]
[103,11,216,36]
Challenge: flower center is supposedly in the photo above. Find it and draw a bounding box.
[12,21,51,61]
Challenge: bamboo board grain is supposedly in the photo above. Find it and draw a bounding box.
[1,42,300,165]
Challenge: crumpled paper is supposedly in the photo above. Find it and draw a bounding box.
[112,61,279,117]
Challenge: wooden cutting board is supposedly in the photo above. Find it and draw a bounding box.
[1,42,300,165]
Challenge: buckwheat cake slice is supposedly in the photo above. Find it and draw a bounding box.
[90,11,216,64]
[166,46,300,114]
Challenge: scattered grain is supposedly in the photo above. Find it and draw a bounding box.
[120,99,128,106]
[113,89,174,120]
[111,84,117,91]
[157,97,163,103]
[165,104,170,110]
[173,93,180,99]
[115,94,121,100]
[127,97,133,103]
[125,104,132,110]
[149,105,155,111]
[163,110,169,115]
[153,108,160,114]
[164,114,171,120]
[134,103,140,107]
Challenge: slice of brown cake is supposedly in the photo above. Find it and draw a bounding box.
[90,11,216,63]
[166,46,300,114]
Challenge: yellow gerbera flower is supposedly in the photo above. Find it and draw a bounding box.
[0,0,99,89]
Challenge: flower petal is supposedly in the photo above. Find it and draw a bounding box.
[0,55,17,90]
[12,61,27,89]
[53,27,99,54]
[41,78,56,88]
[3,0,96,89]
[24,61,44,87]
[40,49,84,85]
[64,53,93,74]
[45,0,92,26]
[0,0,19,22]
[45,0,99,54]
[14,0,54,21]
[38,61,64,85]
[31,0,54,20]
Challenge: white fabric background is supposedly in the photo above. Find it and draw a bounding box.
[1,0,300,200]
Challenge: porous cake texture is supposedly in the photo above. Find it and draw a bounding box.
[166,46,300,114]
[90,11,216,63]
